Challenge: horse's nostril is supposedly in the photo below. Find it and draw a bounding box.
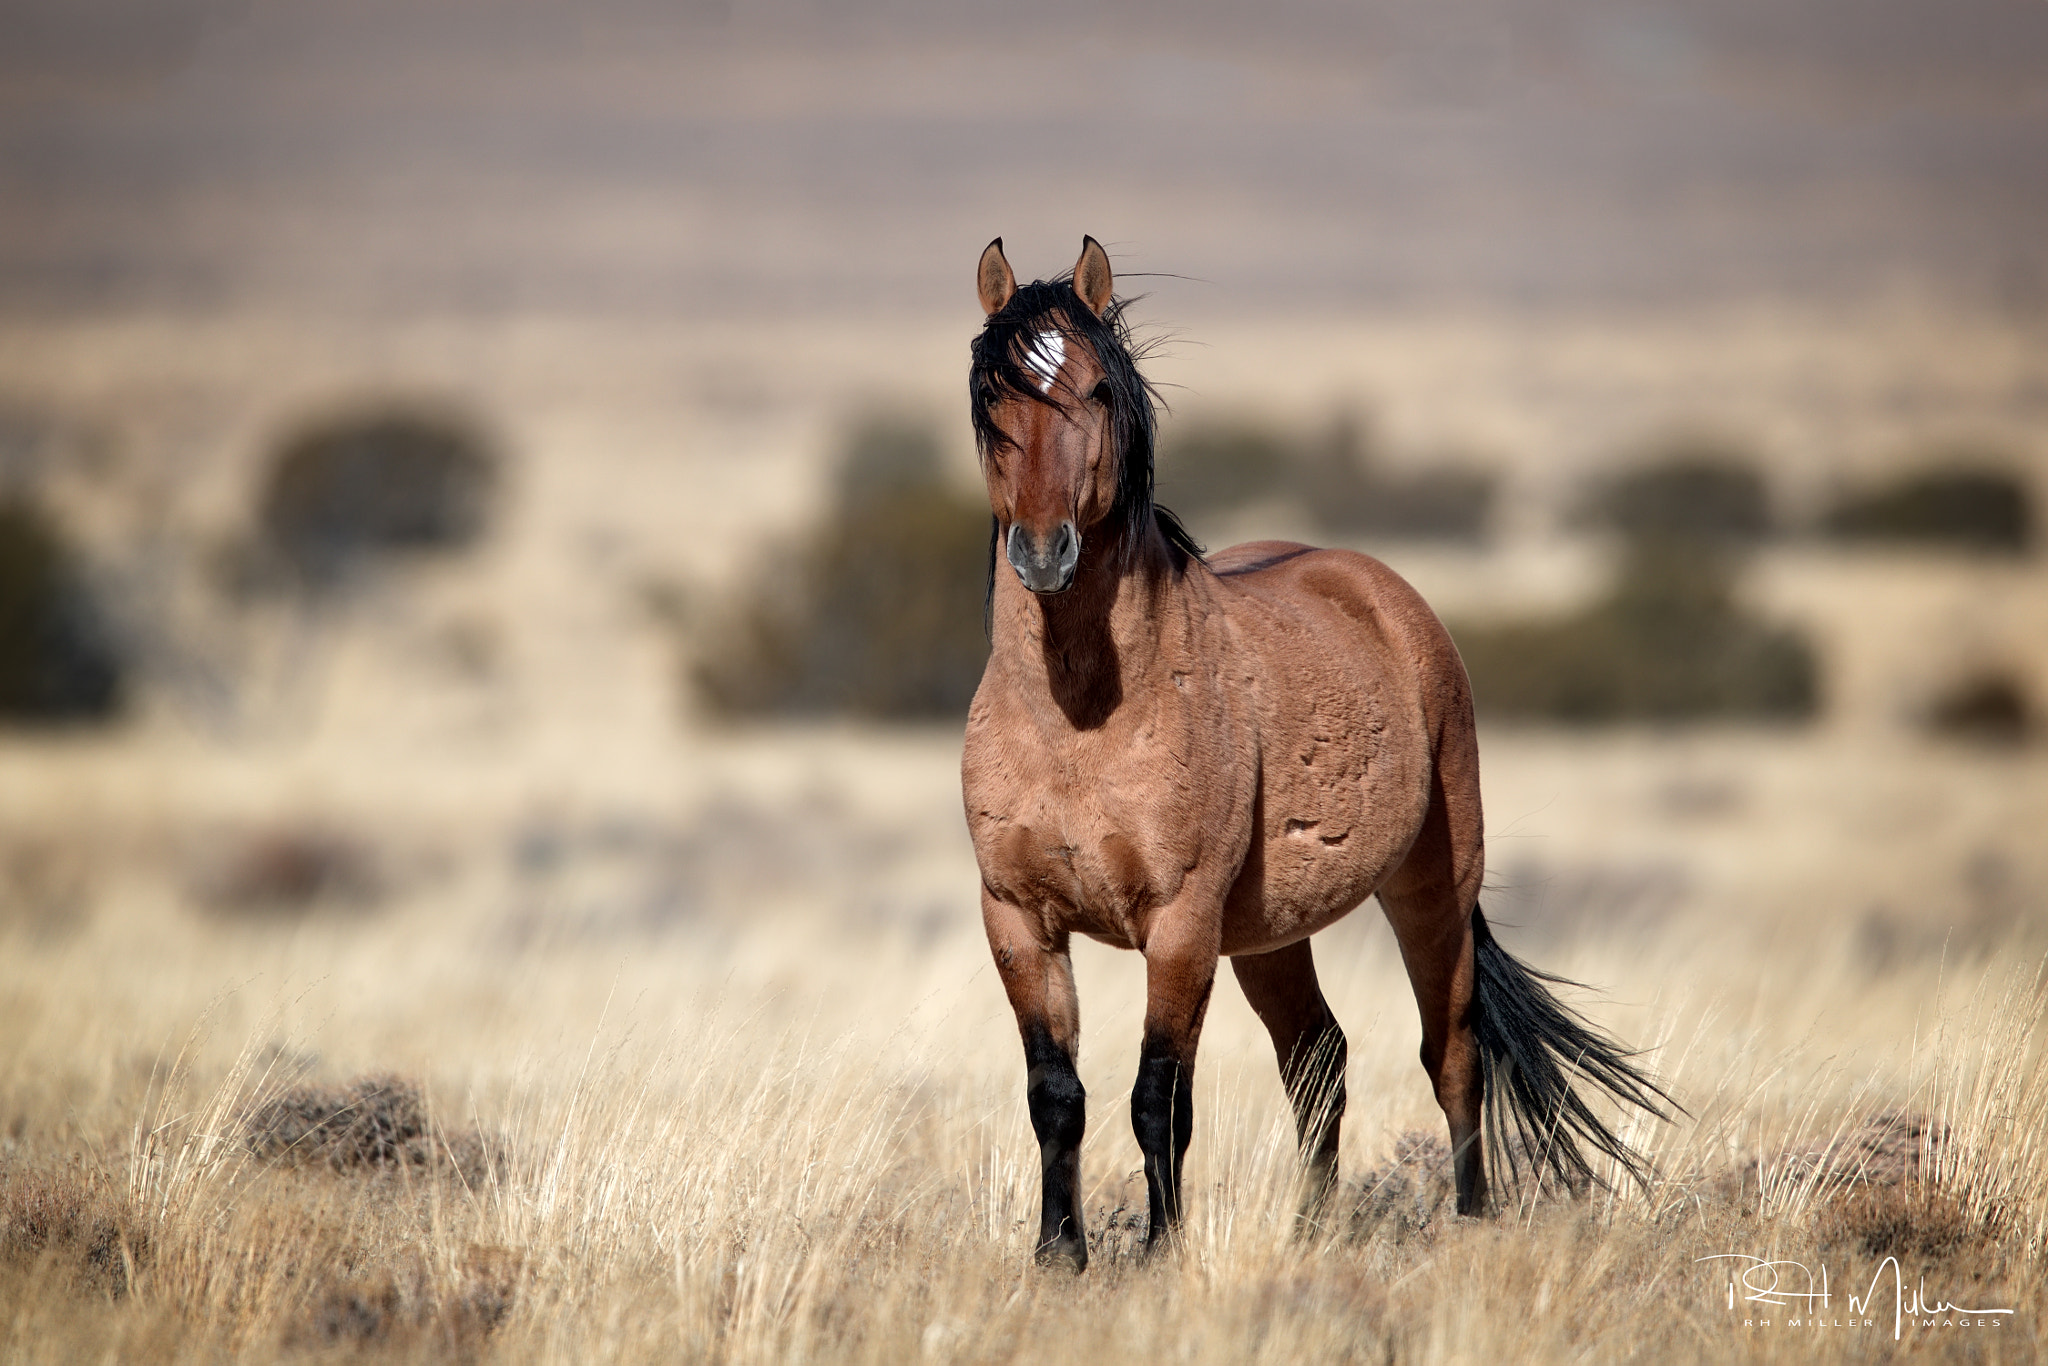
[1004,523,1039,581]
[1005,521,1081,593]
[1054,521,1080,575]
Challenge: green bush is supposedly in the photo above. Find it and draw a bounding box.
[0,499,123,725]
[1451,541,1817,724]
[1575,444,1773,543]
[692,420,990,720]
[256,406,499,587]
[1820,464,2032,554]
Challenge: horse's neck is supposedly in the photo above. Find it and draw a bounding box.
[991,525,1186,731]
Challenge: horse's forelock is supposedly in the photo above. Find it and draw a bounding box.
[969,285,1085,454]
[971,281,1147,498]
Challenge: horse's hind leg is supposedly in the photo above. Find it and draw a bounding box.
[982,890,1088,1271]
[1377,771,1488,1215]
[1231,940,1346,1222]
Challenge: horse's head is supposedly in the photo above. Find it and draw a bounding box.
[969,236,1138,596]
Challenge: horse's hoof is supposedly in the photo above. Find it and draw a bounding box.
[1033,1238,1088,1275]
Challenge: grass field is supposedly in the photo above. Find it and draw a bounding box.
[2,725,2043,1363]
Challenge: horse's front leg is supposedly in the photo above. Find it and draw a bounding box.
[982,889,1089,1271]
[1133,904,1221,1247]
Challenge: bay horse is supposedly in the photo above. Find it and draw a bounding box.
[962,236,1675,1271]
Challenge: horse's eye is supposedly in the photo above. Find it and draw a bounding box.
[1089,381,1111,405]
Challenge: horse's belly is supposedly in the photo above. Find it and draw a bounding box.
[1253,818,1406,929]
[1221,678,1431,954]
[1220,830,1406,956]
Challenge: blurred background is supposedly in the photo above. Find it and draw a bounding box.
[3,0,2046,987]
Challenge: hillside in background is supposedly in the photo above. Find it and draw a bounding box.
[1,0,2045,317]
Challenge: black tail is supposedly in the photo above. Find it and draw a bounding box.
[1470,906,1681,1197]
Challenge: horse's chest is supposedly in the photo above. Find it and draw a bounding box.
[965,723,1229,948]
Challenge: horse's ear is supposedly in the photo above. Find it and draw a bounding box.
[1073,235,1113,317]
[977,238,1016,317]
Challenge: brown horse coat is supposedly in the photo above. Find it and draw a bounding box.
[962,236,1668,1271]
[970,536,1484,954]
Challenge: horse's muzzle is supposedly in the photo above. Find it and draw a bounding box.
[1007,520,1080,594]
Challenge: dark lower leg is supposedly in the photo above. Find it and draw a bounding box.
[1284,1020,1347,1212]
[1134,915,1217,1246]
[1453,1114,1485,1214]
[1025,1026,1088,1268]
[1131,1040,1194,1241]
[983,894,1089,1270]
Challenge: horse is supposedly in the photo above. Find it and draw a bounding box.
[960,236,1676,1272]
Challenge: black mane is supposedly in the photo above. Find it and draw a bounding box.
[969,275,1202,614]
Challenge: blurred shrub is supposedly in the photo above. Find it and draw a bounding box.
[1819,464,2032,553]
[1155,422,1295,518]
[1297,418,1493,540]
[0,498,124,724]
[255,405,499,588]
[1574,443,1773,543]
[1157,415,1494,540]
[692,419,990,720]
[1920,669,2034,746]
[1451,541,1818,724]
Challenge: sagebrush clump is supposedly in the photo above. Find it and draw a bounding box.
[1573,443,1775,543]
[1451,540,1818,724]
[245,1074,503,1183]
[250,405,500,590]
[1821,461,2032,554]
[1156,415,1494,542]
[0,499,123,724]
[692,417,990,719]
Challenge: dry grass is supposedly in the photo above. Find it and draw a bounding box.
[1,732,2044,1363]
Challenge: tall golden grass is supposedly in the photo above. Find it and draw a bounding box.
[2,734,2044,1363]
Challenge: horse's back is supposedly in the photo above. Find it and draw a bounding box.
[1206,539,1321,578]
[1208,541,1467,707]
